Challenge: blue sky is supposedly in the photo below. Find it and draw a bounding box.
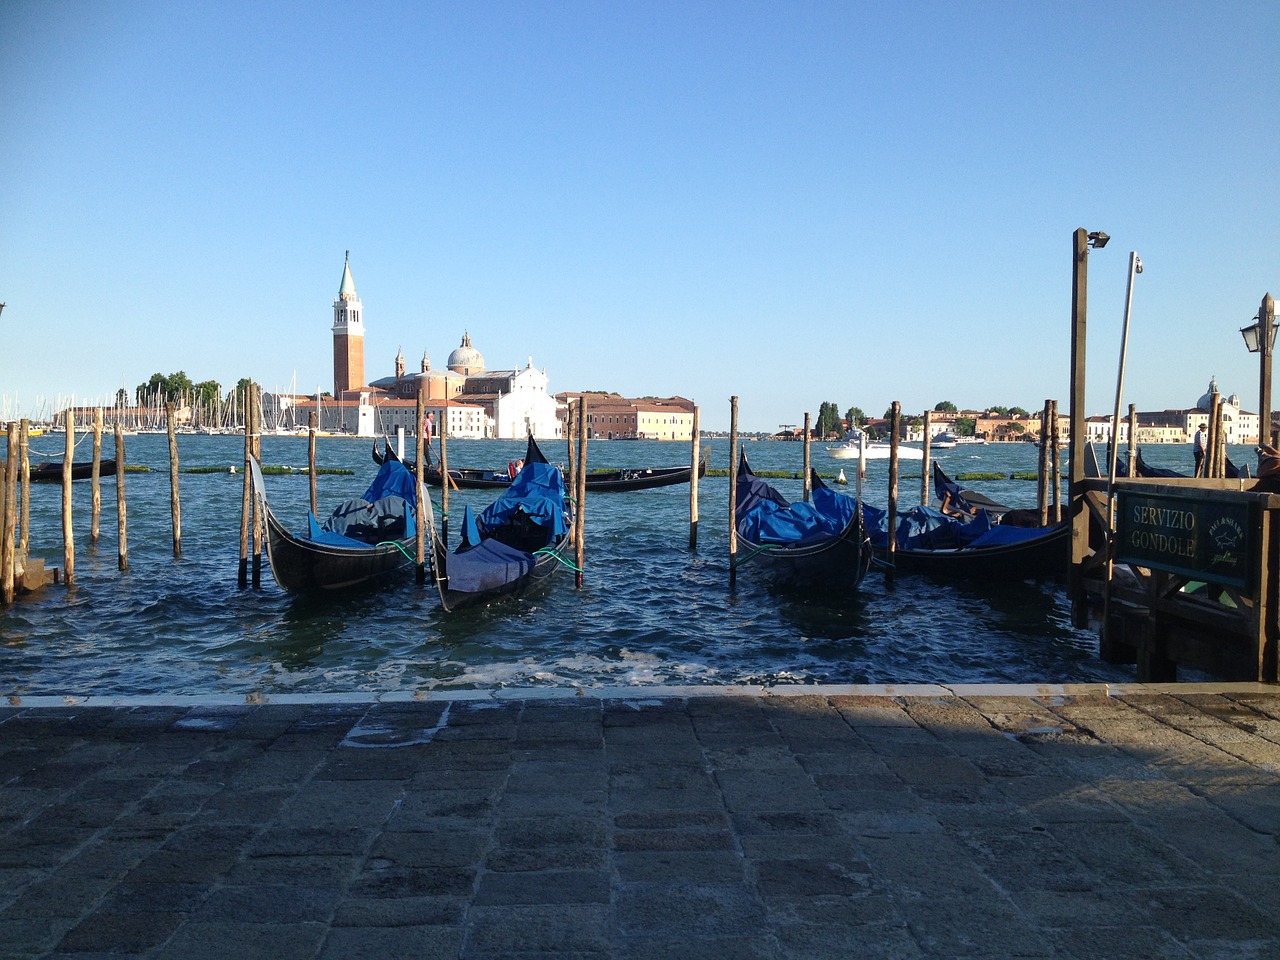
[2,1,1276,432]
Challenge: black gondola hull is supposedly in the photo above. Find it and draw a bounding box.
[30,459,119,483]
[262,506,416,592]
[877,523,1069,581]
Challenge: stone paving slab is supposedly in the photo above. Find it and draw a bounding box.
[1,684,1279,959]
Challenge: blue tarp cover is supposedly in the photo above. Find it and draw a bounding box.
[479,461,569,538]
[443,538,535,593]
[736,471,856,546]
[862,503,994,550]
[304,459,417,548]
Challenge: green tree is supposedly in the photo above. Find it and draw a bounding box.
[1008,406,1030,417]
[815,401,842,438]
[955,417,977,437]
[844,406,866,429]
[1006,421,1026,435]
[934,400,957,412]
[988,405,1009,417]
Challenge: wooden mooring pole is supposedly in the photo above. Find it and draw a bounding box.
[1050,400,1062,524]
[920,410,932,507]
[18,419,30,568]
[575,397,588,588]
[62,408,74,584]
[308,410,318,518]
[728,396,739,587]
[1038,400,1052,526]
[886,401,900,582]
[2,422,17,605]
[802,412,812,502]
[251,386,263,586]
[440,400,449,548]
[238,382,253,588]
[115,422,128,572]
[167,402,182,559]
[688,405,700,550]
[91,407,103,543]
[414,389,425,584]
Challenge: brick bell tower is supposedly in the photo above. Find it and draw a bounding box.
[332,250,365,398]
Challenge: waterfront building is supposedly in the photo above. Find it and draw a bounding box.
[556,392,696,441]
[1138,379,1260,445]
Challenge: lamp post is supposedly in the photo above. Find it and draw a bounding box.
[1240,293,1277,448]
[1068,228,1108,626]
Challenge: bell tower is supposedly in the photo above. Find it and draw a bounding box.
[332,251,365,398]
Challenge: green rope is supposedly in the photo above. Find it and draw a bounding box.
[731,543,778,567]
[533,546,583,573]
[377,540,420,562]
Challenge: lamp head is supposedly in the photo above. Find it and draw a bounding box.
[1087,231,1110,249]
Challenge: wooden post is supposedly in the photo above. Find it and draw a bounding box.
[688,405,700,550]
[308,410,318,518]
[1038,400,1051,526]
[115,422,128,572]
[886,401,900,580]
[565,401,577,518]
[414,388,425,583]
[1213,393,1227,479]
[802,412,812,502]
[920,410,932,507]
[238,381,252,588]
[440,398,449,548]
[728,396,739,586]
[166,402,182,559]
[1051,400,1062,524]
[62,408,74,584]
[1068,227,1097,625]
[2,422,17,605]
[18,419,30,567]
[1127,404,1137,475]
[91,407,103,543]
[575,398,588,588]
[251,385,262,586]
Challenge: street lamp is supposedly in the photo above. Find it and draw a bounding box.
[1241,293,1277,447]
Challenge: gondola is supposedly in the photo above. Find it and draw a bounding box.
[1086,442,1246,480]
[30,459,119,483]
[733,452,871,590]
[249,455,423,592]
[374,439,705,492]
[428,434,574,612]
[867,465,1067,580]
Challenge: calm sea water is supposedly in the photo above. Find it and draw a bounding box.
[0,433,1237,696]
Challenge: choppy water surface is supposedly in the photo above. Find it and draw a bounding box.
[1,434,1226,696]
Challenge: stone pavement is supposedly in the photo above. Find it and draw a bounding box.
[2,683,1280,960]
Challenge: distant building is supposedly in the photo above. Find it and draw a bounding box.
[331,252,365,399]
[557,393,697,440]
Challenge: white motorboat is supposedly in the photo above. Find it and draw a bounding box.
[825,439,924,461]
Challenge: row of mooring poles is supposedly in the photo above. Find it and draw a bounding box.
[1,407,138,606]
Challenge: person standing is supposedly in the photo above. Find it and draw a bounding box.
[1193,422,1207,476]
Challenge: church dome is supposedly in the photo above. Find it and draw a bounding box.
[447,332,485,374]
[1196,377,1220,413]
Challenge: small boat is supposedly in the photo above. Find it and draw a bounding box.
[931,432,959,450]
[825,438,924,461]
[30,459,119,483]
[734,452,871,590]
[250,455,422,592]
[931,462,1012,516]
[374,440,706,492]
[428,435,574,612]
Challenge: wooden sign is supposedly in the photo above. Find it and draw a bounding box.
[1115,490,1256,588]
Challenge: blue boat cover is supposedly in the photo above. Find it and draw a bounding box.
[443,538,536,593]
[479,461,569,538]
[459,505,483,548]
[305,458,418,548]
[861,503,994,550]
[737,471,856,546]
